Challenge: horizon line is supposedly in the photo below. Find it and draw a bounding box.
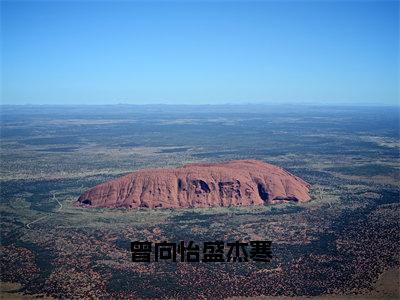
[0,102,399,108]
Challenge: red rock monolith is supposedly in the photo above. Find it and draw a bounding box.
[77,160,311,209]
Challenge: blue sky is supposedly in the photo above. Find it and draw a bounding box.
[1,1,399,105]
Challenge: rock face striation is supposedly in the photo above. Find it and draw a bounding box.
[77,160,311,209]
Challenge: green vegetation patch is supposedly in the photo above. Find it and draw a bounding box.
[328,164,399,177]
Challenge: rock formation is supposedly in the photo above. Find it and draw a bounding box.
[77,160,311,209]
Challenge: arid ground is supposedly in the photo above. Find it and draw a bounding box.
[1,105,399,299]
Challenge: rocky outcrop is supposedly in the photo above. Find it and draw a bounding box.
[77,160,311,209]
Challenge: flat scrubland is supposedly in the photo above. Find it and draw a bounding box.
[1,105,399,299]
